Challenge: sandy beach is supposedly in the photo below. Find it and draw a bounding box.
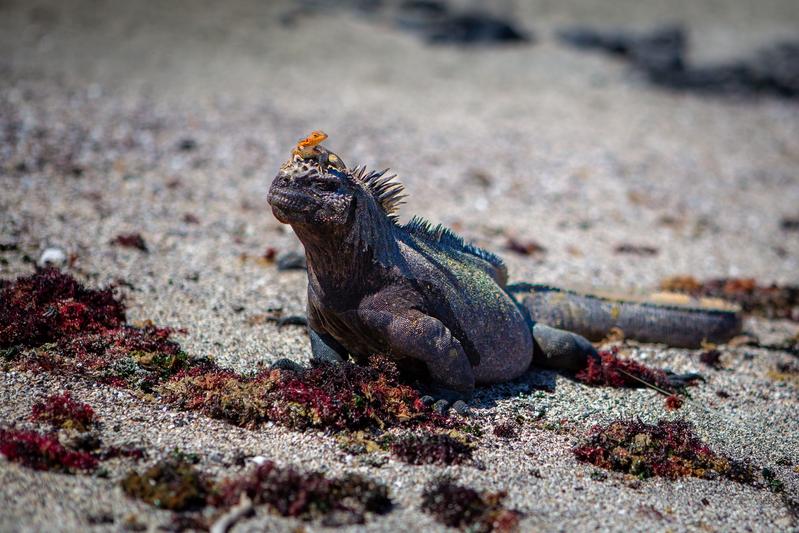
[1,0,798,531]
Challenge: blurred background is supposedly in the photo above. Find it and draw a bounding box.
[1,0,798,362]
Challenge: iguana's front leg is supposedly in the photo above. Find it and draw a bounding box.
[359,306,475,399]
[309,328,347,363]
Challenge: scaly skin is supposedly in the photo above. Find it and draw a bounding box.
[507,283,742,348]
[267,137,741,399]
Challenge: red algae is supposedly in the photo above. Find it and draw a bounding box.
[121,455,210,511]
[421,478,521,533]
[2,270,452,433]
[0,269,188,390]
[505,237,546,256]
[2,390,143,473]
[699,349,723,369]
[492,421,520,439]
[210,461,392,526]
[575,349,677,391]
[31,392,97,431]
[14,325,189,392]
[389,432,473,465]
[120,456,392,525]
[0,428,98,473]
[158,355,449,432]
[573,420,754,482]
[0,267,125,349]
[110,233,148,252]
[664,394,684,410]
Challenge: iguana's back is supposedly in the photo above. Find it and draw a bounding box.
[396,218,534,384]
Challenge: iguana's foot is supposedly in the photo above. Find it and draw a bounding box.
[531,323,598,371]
[309,329,347,364]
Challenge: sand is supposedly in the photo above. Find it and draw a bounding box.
[1,0,798,531]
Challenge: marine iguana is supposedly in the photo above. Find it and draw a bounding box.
[267,135,741,400]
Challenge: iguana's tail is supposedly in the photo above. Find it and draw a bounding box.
[507,283,742,348]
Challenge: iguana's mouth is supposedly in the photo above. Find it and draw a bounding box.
[268,190,306,209]
[267,189,314,223]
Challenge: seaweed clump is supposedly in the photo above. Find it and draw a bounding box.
[573,420,754,482]
[389,432,473,465]
[0,428,98,472]
[0,393,143,474]
[575,349,677,391]
[660,276,799,321]
[0,267,125,349]
[159,355,447,432]
[15,323,188,392]
[420,478,522,533]
[664,394,684,411]
[121,455,210,511]
[492,421,519,440]
[210,461,392,526]
[1,269,452,434]
[699,349,723,369]
[110,233,148,252]
[0,268,187,392]
[30,392,97,431]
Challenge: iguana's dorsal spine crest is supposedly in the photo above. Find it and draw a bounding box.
[404,215,506,270]
[349,166,406,222]
[345,162,503,269]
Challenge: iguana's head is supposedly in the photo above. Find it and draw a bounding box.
[268,135,407,266]
[268,155,356,226]
[268,137,405,233]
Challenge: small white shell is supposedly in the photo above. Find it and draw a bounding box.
[37,247,67,268]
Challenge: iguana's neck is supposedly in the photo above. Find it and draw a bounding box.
[292,225,364,291]
[291,211,398,296]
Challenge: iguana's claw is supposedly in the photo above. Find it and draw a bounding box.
[665,370,705,388]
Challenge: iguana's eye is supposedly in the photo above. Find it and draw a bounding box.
[314,180,338,192]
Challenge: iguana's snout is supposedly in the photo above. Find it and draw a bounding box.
[268,157,354,227]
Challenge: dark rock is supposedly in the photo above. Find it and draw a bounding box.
[558,25,799,99]
[177,138,197,151]
[270,358,305,372]
[432,399,450,415]
[423,13,529,45]
[275,315,309,327]
[396,0,530,46]
[451,400,469,416]
[276,251,307,271]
